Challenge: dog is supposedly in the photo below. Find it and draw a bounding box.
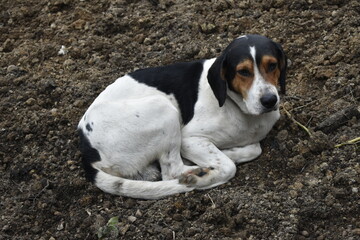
[78,34,287,199]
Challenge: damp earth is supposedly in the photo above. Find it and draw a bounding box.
[1,0,359,239]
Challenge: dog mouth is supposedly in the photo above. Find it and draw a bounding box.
[261,106,278,114]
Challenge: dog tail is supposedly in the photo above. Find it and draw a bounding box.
[78,129,192,199]
[94,169,194,199]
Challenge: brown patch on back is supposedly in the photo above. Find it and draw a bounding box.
[231,59,254,99]
[259,55,280,86]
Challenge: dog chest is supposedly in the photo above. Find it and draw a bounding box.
[183,106,280,149]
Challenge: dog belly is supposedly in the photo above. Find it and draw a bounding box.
[79,95,181,179]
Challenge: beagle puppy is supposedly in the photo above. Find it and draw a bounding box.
[78,34,287,199]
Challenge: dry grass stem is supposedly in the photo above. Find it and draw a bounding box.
[283,107,312,137]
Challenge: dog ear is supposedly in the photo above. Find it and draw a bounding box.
[207,54,228,107]
[275,42,287,95]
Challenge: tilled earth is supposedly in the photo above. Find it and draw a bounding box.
[1,0,359,239]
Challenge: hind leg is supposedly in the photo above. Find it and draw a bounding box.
[157,109,201,180]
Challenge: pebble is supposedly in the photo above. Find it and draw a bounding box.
[120,224,130,235]
[50,108,58,116]
[63,59,75,66]
[199,23,216,33]
[352,228,360,235]
[292,181,304,190]
[128,216,137,223]
[301,230,309,237]
[56,222,64,231]
[7,65,19,73]
[135,209,142,217]
[58,45,68,55]
[25,98,36,106]
[319,162,329,172]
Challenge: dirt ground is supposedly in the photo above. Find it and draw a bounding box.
[1,0,359,239]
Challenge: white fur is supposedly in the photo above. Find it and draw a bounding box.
[78,48,280,199]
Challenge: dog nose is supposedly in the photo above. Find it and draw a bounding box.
[260,93,278,109]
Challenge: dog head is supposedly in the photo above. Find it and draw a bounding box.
[208,34,287,115]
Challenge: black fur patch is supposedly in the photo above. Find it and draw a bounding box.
[78,129,100,183]
[129,60,204,125]
[85,123,93,132]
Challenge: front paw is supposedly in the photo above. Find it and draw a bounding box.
[178,167,213,186]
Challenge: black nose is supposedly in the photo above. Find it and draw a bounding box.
[260,94,278,109]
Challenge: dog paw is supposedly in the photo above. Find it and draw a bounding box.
[178,167,213,186]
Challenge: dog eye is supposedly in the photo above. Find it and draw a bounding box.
[268,62,277,72]
[237,69,252,77]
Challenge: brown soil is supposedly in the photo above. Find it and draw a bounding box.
[1,0,359,239]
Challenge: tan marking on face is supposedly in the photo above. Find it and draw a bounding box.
[231,59,254,99]
[259,55,280,86]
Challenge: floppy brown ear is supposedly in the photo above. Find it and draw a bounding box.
[207,54,227,107]
[275,42,287,94]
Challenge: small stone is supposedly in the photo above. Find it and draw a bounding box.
[25,98,36,106]
[301,230,309,237]
[54,211,62,216]
[120,224,130,235]
[292,181,304,190]
[50,108,58,116]
[199,23,217,33]
[67,160,75,165]
[329,50,344,64]
[135,209,142,217]
[31,226,42,234]
[72,19,86,29]
[7,65,19,73]
[143,37,152,45]
[2,225,10,231]
[319,162,329,172]
[317,235,325,240]
[352,228,360,235]
[173,214,183,221]
[305,176,319,187]
[58,45,68,55]
[289,190,298,198]
[73,99,85,107]
[128,216,136,223]
[159,36,169,44]
[63,59,75,66]
[57,222,64,231]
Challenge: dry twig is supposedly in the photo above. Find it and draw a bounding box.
[283,107,312,137]
[334,137,360,148]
